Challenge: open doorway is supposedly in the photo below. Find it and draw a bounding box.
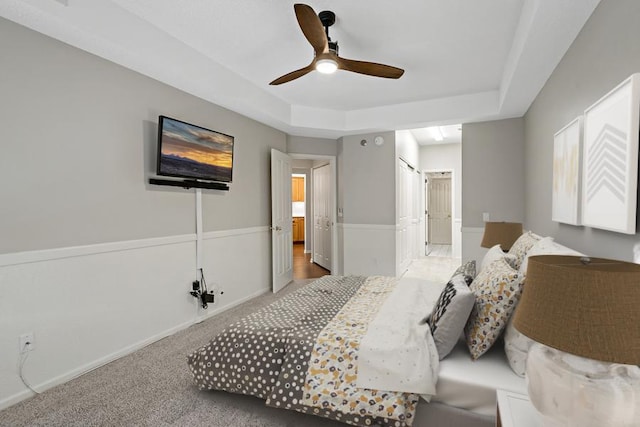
[291,158,333,279]
[425,171,453,257]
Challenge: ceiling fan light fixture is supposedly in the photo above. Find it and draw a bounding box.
[316,58,338,74]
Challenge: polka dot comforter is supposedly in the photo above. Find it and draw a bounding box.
[188,275,420,427]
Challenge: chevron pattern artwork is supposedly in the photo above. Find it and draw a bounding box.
[585,123,627,204]
[581,73,640,235]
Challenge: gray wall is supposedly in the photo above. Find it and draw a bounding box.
[420,143,462,220]
[524,0,640,260]
[0,17,286,254]
[338,131,396,225]
[287,135,338,156]
[462,118,526,227]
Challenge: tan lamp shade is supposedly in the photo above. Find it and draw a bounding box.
[513,255,640,365]
[480,222,523,251]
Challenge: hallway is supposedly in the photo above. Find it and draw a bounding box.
[293,243,330,279]
[426,244,452,257]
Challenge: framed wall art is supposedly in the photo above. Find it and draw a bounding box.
[552,116,582,225]
[582,73,640,234]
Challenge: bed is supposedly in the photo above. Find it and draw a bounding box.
[187,271,526,426]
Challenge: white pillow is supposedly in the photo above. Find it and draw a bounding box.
[519,237,585,275]
[481,244,517,273]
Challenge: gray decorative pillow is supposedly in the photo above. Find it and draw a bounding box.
[427,274,476,360]
[452,260,476,281]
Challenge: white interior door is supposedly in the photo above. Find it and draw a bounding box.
[428,175,452,244]
[312,164,331,271]
[270,149,293,292]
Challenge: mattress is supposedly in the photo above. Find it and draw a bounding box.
[431,338,526,416]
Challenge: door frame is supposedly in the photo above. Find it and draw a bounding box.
[291,173,306,243]
[290,153,338,274]
[423,168,455,255]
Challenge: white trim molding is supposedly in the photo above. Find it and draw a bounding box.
[202,226,269,240]
[0,234,196,267]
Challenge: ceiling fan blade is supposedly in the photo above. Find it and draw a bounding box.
[269,63,315,85]
[337,57,405,79]
[294,3,328,55]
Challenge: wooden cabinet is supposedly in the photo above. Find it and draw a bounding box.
[292,177,305,202]
[293,217,305,242]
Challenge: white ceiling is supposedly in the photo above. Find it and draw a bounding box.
[0,0,601,139]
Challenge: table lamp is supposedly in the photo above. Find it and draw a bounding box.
[513,255,640,427]
[480,221,523,251]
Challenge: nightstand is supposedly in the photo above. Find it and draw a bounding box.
[496,389,542,427]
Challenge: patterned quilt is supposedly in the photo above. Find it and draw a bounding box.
[188,275,421,427]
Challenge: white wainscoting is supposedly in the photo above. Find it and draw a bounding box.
[340,223,396,277]
[452,218,462,259]
[199,227,271,322]
[0,227,271,410]
[461,226,488,264]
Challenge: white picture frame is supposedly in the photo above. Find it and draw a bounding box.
[552,117,583,225]
[582,73,640,234]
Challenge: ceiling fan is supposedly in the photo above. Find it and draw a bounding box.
[270,3,405,85]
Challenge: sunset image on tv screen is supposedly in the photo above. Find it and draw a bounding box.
[159,117,233,182]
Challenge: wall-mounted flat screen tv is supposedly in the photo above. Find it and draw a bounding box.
[156,115,234,183]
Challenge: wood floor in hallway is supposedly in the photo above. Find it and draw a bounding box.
[293,242,330,279]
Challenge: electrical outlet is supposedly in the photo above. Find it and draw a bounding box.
[19,333,35,353]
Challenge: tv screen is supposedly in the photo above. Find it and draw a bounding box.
[156,115,234,183]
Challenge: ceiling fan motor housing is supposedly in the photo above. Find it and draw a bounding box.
[319,10,335,27]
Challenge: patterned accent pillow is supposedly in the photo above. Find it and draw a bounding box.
[464,257,524,359]
[427,274,476,360]
[452,260,476,280]
[507,231,541,270]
